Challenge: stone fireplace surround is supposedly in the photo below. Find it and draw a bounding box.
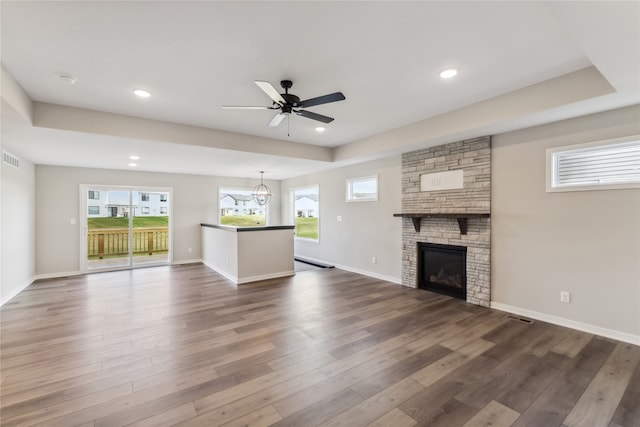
[400,136,491,307]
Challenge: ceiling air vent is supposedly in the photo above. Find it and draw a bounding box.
[3,151,20,169]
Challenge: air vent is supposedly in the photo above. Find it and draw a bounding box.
[507,315,533,324]
[3,151,20,169]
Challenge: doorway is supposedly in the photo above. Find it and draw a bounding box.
[81,185,172,272]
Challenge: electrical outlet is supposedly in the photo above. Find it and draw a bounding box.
[560,291,571,303]
[70,218,76,225]
[337,215,343,222]
[372,256,377,264]
[187,247,192,253]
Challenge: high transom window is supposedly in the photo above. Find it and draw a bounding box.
[547,136,640,192]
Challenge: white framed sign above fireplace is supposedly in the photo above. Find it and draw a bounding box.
[420,169,464,192]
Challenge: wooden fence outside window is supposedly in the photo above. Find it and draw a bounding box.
[87,227,169,259]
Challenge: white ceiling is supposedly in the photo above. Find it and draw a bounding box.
[1,1,639,179]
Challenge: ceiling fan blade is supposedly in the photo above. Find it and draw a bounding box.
[255,81,286,105]
[268,113,286,127]
[296,110,334,124]
[222,106,273,109]
[298,92,345,108]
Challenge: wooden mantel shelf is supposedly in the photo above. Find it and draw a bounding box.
[393,213,490,234]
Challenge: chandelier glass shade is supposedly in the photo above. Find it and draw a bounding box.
[252,171,271,206]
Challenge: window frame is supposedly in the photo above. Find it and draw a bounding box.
[546,135,640,193]
[346,175,379,202]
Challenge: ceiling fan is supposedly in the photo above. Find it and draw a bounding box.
[222,80,346,128]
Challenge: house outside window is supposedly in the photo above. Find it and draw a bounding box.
[141,207,150,214]
[141,193,150,201]
[219,188,266,226]
[160,194,167,202]
[88,190,100,200]
[160,207,167,214]
[88,206,100,215]
[293,185,319,241]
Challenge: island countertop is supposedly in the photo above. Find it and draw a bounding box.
[200,223,295,232]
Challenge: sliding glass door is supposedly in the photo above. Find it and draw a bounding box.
[82,185,171,272]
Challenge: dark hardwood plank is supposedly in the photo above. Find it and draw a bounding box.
[1,264,638,427]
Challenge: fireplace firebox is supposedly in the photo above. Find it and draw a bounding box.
[417,242,467,300]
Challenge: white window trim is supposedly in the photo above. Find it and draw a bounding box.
[546,135,640,193]
[346,175,379,202]
[79,184,173,273]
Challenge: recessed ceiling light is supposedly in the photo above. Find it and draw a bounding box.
[133,89,151,98]
[129,155,139,160]
[439,68,458,79]
[59,75,77,85]
[315,127,326,133]
[128,163,137,167]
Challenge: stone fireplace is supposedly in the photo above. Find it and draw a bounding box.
[399,136,491,307]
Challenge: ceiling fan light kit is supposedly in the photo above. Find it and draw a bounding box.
[222,80,345,134]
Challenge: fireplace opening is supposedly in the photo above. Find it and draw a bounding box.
[417,242,467,300]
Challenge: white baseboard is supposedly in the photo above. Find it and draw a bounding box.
[237,271,295,284]
[34,271,83,280]
[490,302,640,346]
[294,254,402,285]
[0,278,34,307]
[334,263,402,284]
[201,260,294,284]
[201,260,237,283]
[173,258,203,265]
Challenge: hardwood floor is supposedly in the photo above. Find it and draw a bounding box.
[1,264,638,426]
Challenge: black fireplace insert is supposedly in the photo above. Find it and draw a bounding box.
[417,242,467,300]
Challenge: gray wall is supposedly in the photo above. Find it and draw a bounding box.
[1,156,36,303]
[35,166,281,276]
[492,105,640,340]
[281,156,402,282]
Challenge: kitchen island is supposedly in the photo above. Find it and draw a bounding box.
[200,223,295,284]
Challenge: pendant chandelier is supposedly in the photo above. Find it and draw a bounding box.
[252,171,272,206]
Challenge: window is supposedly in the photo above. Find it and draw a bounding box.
[346,175,378,202]
[219,188,266,226]
[160,194,167,202]
[88,206,100,215]
[160,207,167,214]
[141,193,150,201]
[141,207,150,214]
[88,191,100,200]
[293,185,319,241]
[547,136,640,192]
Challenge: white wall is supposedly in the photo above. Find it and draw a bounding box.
[35,166,281,276]
[1,156,36,304]
[281,156,402,282]
[491,105,640,342]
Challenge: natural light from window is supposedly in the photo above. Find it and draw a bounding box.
[547,137,640,192]
[346,175,378,202]
[219,188,267,226]
[293,185,319,241]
